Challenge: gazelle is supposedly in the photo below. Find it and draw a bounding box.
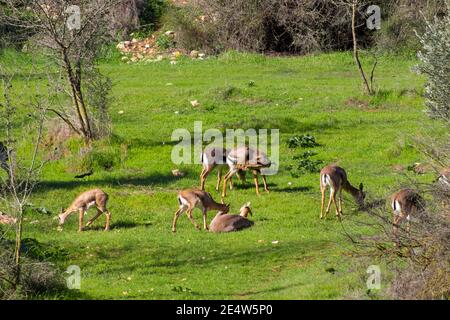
[438,166,450,187]
[391,189,424,236]
[58,189,112,232]
[200,146,245,191]
[172,189,230,233]
[0,211,16,225]
[320,165,365,220]
[221,146,272,197]
[210,202,254,233]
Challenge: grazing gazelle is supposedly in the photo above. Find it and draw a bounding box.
[221,146,272,197]
[200,146,246,191]
[391,189,424,236]
[58,189,112,232]
[172,189,230,233]
[320,165,365,220]
[210,202,254,233]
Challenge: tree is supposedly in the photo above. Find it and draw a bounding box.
[0,61,48,289]
[0,0,122,143]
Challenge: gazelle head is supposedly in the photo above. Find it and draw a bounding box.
[356,183,366,208]
[58,207,67,225]
[218,201,230,215]
[239,202,252,218]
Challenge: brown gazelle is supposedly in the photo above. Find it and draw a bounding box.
[319,165,365,220]
[58,189,112,232]
[172,189,230,233]
[200,146,246,191]
[391,189,424,236]
[210,202,254,233]
[438,166,450,187]
[222,146,271,197]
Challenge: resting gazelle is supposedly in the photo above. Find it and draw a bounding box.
[319,165,365,220]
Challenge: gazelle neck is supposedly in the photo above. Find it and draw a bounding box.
[343,181,360,200]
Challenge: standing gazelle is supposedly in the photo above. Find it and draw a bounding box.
[58,189,112,232]
[391,189,424,236]
[200,146,245,191]
[221,146,271,197]
[172,189,230,233]
[320,165,365,220]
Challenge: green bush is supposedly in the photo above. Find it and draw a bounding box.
[414,6,450,121]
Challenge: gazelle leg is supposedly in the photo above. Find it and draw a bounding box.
[253,173,260,196]
[229,176,233,190]
[187,208,200,230]
[86,208,103,227]
[172,206,186,233]
[320,185,326,219]
[202,207,209,230]
[216,167,222,191]
[200,167,211,190]
[262,175,269,193]
[338,189,343,215]
[222,168,238,198]
[104,210,111,231]
[325,189,334,218]
[331,191,340,219]
[78,208,85,232]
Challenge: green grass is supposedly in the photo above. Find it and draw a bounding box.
[1,51,443,299]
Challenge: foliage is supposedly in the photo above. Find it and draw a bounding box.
[287,134,319,148]
[414,6,450,122]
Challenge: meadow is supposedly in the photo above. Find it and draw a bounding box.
[1,50,443,299]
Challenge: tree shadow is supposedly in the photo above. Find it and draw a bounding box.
[36,170,195,194]
[274,185,313,193]
[84,220,152,231]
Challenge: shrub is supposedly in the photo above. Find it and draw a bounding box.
[414,6,450,122]
[288,151,323,177]
[287,134,319,148]
[168,0,381,54]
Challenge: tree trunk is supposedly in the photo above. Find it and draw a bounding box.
[14,207,24,288]
[352,1,373,95]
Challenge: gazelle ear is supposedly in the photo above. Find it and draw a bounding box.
[245,202,251,208]
[359,183,364,191]
[60,207,64,214]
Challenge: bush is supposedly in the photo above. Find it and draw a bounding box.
[167,0,384,54]
[375,0,448,54]
[414,6,450,121]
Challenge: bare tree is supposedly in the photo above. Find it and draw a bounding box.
[0,62,48,288]
[0,0,122,143]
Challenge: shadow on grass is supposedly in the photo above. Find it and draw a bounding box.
[35,170,195,194]
[274,185,313,193]
[85,220,152,231]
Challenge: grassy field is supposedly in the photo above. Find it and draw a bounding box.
[1,51,443,299]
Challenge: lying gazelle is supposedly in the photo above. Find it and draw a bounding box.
[221,146,272,197]
[391,189,424,236]
[58,189,112,232]
[319,165,365,220]
[172,189,229,233]
[210,202,254,233]
[200,146,246,191]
